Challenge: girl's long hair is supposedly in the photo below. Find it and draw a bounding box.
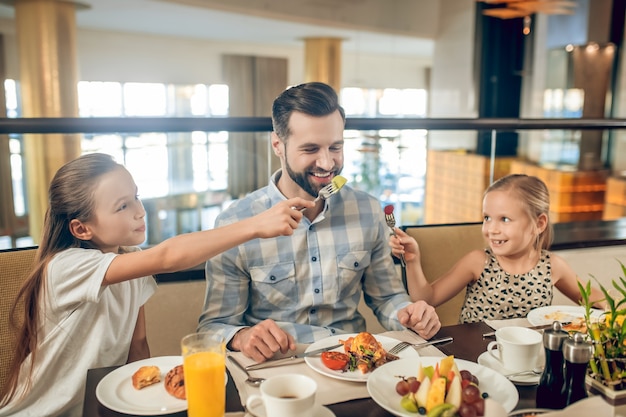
[0,153,122,406]
[485,173,553,250]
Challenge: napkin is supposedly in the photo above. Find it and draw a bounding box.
[485,317,532,330]
[226,330,446,406]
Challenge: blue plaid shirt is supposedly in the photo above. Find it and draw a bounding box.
[198,170,411,344]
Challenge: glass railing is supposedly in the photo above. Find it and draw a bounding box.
[1,116,625,248]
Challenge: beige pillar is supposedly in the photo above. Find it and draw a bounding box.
[14,0,83,242]
[304,37,342,92]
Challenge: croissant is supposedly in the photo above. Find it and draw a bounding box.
[165,365,186,400]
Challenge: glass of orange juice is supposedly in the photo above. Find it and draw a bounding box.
[181,332,226,417]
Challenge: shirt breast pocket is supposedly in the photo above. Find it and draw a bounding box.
[249,262,297,307]
[336,251,371,299]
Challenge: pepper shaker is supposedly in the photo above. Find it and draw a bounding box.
[561,331,593,407]
[536,321,569,409]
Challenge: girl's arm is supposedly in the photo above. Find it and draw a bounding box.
[550,253,607,309]
[127,306,150,363]
[390,228,483,306]
[103,197,313,286]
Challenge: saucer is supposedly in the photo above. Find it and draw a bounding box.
[477,351,540,385]
[246,402,335,417]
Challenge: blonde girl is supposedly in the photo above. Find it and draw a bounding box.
[0,153,312,416]
[390,173,604,323]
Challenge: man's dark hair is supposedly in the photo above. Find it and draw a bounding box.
[272,82,346,141]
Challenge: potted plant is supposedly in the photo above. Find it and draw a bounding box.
[579,261,626,410]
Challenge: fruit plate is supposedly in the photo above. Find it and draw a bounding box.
[366,357,518,417]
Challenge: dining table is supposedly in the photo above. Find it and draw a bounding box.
[82,321,538,417]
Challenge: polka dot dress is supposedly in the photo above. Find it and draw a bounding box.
[459,248,553,324]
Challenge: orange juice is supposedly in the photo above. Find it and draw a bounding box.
[184,351,225,417]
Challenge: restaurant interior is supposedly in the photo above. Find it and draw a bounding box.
[2,0,626,416]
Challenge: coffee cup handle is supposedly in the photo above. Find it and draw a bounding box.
[487,340,502,362]
[246,394,264,412]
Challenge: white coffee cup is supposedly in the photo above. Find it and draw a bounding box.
[487,326,542,372]
[245,373,317,417]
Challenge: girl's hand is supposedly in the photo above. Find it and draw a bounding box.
[253,198,314,238]
[388,228,420,262]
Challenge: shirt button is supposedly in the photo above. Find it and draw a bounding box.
[314,288,320,293]
[312,256,317,262]
[310,309,316,314]
[331,329,336,334]
[270,275,276,281]
[354,262,359,267]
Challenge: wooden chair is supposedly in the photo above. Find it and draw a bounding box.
[0,247,37,394]
[403,223,485,326]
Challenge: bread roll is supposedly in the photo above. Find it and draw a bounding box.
[131,365,161,389]
[165,365,186,400]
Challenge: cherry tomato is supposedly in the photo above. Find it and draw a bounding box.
[321,351,349,370]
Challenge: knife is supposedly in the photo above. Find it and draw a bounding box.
[482,321,571,338]
[245,343,343,371]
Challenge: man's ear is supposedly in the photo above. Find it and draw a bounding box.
[69,219,92,241]
[271,132,283,157]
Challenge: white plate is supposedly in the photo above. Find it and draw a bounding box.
[96,356,187,415]
[526,305,603,328]
[366,357,519,417]
[304,334,419,382]
[246,402,335,417]
[477,351,541,385]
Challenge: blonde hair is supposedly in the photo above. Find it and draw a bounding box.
[485,173,552,250]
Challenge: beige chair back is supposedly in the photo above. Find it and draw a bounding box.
[403,223,484,326]
[0,247,37,394]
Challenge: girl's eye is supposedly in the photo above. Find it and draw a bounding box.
[135,194,140,201]
[483,216,490,222]
[119,203,128,211]
[502,217,511,222]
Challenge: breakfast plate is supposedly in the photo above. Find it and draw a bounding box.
[527,305,604,331]
[246,402,336,417]
[304,334,419,382]
[367,357,519,417]
[477,351,542,385]
[96,356,187,415]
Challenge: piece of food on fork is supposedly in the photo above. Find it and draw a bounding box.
[299,175,347,210]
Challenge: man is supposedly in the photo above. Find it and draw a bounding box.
[198,82,440,362]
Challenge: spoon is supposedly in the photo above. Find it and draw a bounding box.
[227,355,265,386]
[504,366,544,379]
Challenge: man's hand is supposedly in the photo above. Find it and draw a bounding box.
[229,319,296,362]
[397,300,441,339]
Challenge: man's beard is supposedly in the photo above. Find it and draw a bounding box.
[284,157,342,199]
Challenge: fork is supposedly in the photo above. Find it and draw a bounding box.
[300,175,347,211]
[384,205,406,267]
[388,336,454,355]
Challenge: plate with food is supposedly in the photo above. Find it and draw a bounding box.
[367,356,519,417]
[96,355,226,415]
[304,332,419,382]
[526,305,604,332]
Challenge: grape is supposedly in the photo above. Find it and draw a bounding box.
[473,398,485,416]
[406,377,420,393]
[395,379,410,396]
[470,374,479,385]
[460,370,473,381]
[462,384,481,404]
[457,403,477,417]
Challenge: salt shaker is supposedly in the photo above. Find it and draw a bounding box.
[561,331,593,407]
[536,321,569,409]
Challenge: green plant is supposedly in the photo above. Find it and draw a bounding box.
[579,261,626,389]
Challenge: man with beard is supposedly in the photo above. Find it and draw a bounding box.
[198,82,441,362]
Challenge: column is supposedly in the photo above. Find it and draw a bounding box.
[304,37,342,92]
[14,0,83,242]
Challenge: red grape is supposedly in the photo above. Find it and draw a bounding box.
[395,379,410,396]
[406,377,420,393]
[457,403,477,417]
[473,398,485,416]
[462,384,481,404]
[460,370,473,380]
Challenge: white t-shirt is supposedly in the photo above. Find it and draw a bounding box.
[0,247,157,417]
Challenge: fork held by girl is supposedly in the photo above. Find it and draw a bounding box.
[389,173,605,324]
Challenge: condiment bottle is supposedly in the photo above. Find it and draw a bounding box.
[561,331,593,407]
[536,321,569,409]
